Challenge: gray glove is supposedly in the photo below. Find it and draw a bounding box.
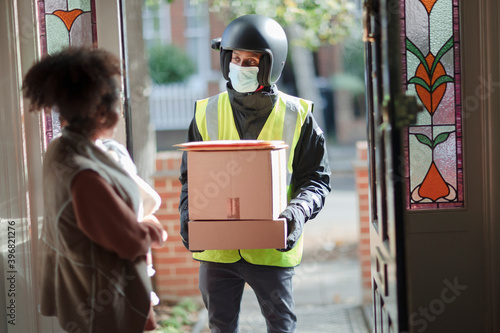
[277,204,307,252]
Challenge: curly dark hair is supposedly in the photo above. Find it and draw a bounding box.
[23,47,122,136]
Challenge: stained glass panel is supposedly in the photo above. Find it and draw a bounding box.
[37,0,97,144]
[401,0,464,209]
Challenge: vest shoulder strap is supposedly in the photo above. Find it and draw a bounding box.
[205,94,220,140]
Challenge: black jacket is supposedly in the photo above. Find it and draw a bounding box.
[179,85,331,251]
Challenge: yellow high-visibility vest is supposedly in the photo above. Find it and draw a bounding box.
[192,91,311,267]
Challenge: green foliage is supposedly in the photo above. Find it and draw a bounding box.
[198,0,356,50]
[341,36,365,81]
[330,35,365,94]
[176,298,199,313]
[157,298,200,333]
[145,0,175,9]
[148,44,195,84]
[330,72,365,94]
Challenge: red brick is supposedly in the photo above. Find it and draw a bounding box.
[161,192,180,200]
[157,214,180,222]
[172,224,181,232]
[357,189,370,196]
[156,276,190,284]
[358,242,370,249]
[155,190,168,198]
[170,180,182,189]
[167,159,174,171]
[152,247,169,255]
[163,196,179,203]
[358,202,368,209]
[155,268,175,276]
[174,245,189,252]
[165,234,182,243]
[154,257,187,265]
[177,289,201,297]
[356,170,369,178]
[357,182,369,189]
[359,248,371,256]
[153,249,185,257]
[176,266,200,275]
[155,179,167,188]
[359,210,370,217]
[360,226,370,234]
[156,159,163,171]
[360,238,370,246]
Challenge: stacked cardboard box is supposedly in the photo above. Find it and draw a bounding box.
[176,140,288,251]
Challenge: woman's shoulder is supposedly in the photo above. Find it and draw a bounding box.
[43,135,100,182]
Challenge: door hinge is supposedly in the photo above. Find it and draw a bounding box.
[380,93,423,129]
[394,93,423,128]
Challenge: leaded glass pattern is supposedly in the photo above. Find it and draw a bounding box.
[401,0,464,209]
[37,0,97,143]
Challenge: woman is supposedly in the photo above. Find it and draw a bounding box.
[23,47,166,332]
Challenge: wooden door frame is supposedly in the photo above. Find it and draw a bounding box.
[478,0,500,331]
[365,0,409,331]
[454,0,500,330]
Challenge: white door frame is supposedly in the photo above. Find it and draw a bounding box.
[0,1,127,332]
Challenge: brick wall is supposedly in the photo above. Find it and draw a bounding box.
[152,151,201,302]
[353,141,371,303]
[170,0,186,49]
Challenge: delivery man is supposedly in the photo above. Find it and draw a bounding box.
[179,14,331,333]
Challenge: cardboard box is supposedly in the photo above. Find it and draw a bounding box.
[188,219,287,251]
[183,141,287,220]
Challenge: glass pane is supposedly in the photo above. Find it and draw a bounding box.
[37,0,97,144]
[401,0,464,209]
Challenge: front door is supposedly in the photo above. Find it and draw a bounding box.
[364,0,497,332]
[364,0,412,331]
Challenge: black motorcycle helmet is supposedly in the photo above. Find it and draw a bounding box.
[212,14,288,87]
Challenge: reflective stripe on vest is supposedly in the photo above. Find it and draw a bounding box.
[192,91,311,267]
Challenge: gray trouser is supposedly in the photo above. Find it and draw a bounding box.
[199,260,297,333]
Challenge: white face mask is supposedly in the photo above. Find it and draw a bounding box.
[228,62,259,93]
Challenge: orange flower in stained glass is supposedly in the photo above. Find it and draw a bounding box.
[406,37,454,115]
[53,9,84,31]
[415,54,446,114]
[411,131,457,203]
[419,0,438,13]
[419,162,450,201]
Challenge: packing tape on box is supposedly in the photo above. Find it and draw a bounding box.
[227,197,240,219]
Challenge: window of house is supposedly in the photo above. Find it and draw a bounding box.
[401,0,464,209]
[183,0,210,79]
[142,2,171,49]
[37,0,97,144]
